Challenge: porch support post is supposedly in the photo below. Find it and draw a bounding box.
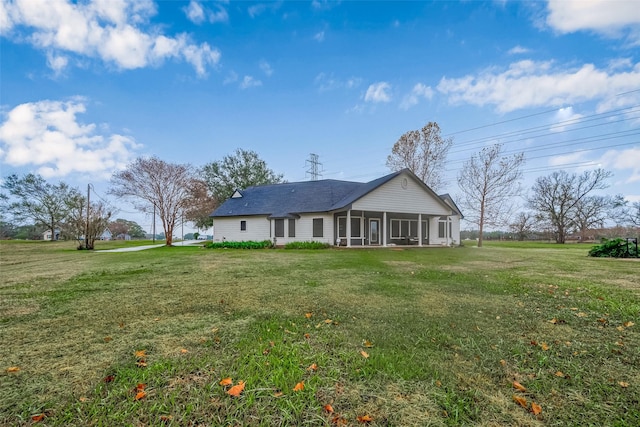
[418,213,422,247]
[382,211,387,246]
[346,210,351,248]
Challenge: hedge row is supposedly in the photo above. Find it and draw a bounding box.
[588,238,638,258]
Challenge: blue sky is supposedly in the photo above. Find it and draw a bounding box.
[1,0,639,232]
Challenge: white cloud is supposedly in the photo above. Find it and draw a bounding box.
[546,0,640,37]
[437,60,640,113]
[550,106,583,132]
[598,147,640,184]
[364,82,392,103]
[508,45,530,55]
[184,0,205,24]
[223,70,238,84]
[46,51,69,75]
[314,30,325,42]
[399,83,433,110]
[240,75,262,89]
[314,72,361,92]
[2,0,221,77]
[259,60,273,76]
[0,99,141,179]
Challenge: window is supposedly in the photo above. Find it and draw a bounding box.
[275,219,284,237]
[351,217,361,237]
[313,218,323,237]
[391,219,418,238]
[438,216,447,238]
[288,219,296,237]
[240,220,247,231]
[338,217,346,238]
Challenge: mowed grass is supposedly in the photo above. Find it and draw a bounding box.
[0,241,638,426]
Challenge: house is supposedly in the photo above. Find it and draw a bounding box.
[42,229,60,240]
[210,169,463,247]
[100,228,113,241]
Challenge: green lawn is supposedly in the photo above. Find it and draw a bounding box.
[1,241,638,426]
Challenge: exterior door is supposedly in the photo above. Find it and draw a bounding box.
[369,219,380,245]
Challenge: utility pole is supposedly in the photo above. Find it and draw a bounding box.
[152,205,156,243]
[305,153,323,181]
[85,183,90,250]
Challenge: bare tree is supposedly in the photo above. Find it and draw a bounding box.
[457,144,524,247]
[386,121,453,191]
[573,195,612,242]
[509,211,538,241]
[62,194,113,249]
[1,173,80,240]
[528,169,612,244]
[202,149,284,203]
[109,157,197,246]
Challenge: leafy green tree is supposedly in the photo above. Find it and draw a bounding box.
[1,173,80,241]
[202,149,285,203]
[109,218,145,239]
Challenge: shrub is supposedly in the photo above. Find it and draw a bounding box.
[204,240,273,249]
[284,241,331,249]
[588,238,638,258]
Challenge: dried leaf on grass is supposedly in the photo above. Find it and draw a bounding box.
[293,381,305,391]
[360,350,369,359]
[323,404,334,413]
[357,414,374,423]
[531,402,542,415]
[219,377,233,386]
[6,366,20,373]
[513,381,526,392]
[513,395,528,408]
[227,381,245,397]
[31,414,45,422]
[134,391,146,400]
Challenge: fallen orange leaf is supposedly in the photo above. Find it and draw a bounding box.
[499,359,506,366]
[227,381,245,397]
[307,363,318,371]
[540,342,550,351]
[180,348,188,354]
[360,350,369,359]
[555,371,565,377]
[531,402,542,415]
[304,333,311,339]
[363,340,374,348]
[293,381,305,391]
[513,381,526,392]
[219,377,233,386]
[134,350,146,358]
[160,415,173,422]
[624,321,635,328]
[324,319,333,324]
[273,391,284,398]
[31,414,45,422]
[323,404,334,413]
[305,312,313,318]
[435,380,442,387]
[331,416,348,426]
[6,366,20,373]
[619,381,629,388]
[134,391,146,400]
[136,383,146,391]
[357,414,374,423]
[513,395,528,408]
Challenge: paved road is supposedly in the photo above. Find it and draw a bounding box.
[96,240,203,252]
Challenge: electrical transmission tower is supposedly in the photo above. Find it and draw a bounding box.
[305,153,323,181]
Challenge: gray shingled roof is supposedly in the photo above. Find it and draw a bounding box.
[210,169,456,218]
[211,170,400,218]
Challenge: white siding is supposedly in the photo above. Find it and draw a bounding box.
[213,216,271,242]
[293,213,335,244]
[352,174,451,215]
